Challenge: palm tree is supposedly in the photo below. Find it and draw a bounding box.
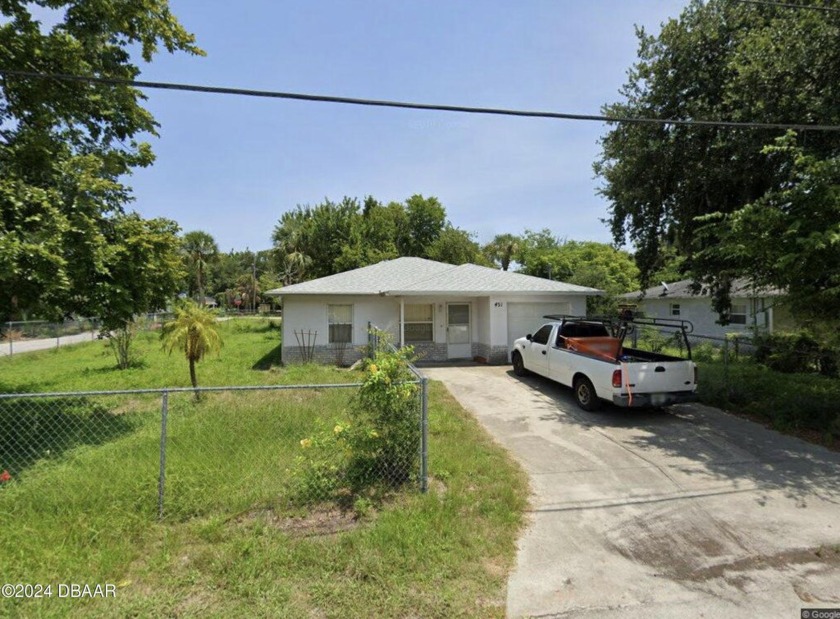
[160,301,222,398]
[181,231,219,305]
[483,234,521,271]
[280,251,312,285]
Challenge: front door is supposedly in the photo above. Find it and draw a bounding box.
[446,303,471,359]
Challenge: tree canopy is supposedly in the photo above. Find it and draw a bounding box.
[272,195,484,282]
[515,230,640,314]
[181,230,219,304]
[0,0,203,322]
[595,0,839,319]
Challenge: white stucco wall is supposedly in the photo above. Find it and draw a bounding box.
[491,294,588,349]
[281,295,401,348]
[476,297,491,347]
[638,296,772,338]
[282,293,593,362]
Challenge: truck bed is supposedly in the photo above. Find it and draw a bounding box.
[617,347,686,364]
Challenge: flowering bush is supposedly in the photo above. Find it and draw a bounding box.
[291,332,420,506]
[0,470,11,484]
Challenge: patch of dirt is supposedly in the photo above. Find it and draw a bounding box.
[611,510,840,591]
[610,508,750,580]
[680,545,840,584]
[235,504,362,537]
[428,475,448,496]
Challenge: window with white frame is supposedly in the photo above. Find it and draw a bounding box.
[730,303,748,325]
[669,303,681,317]
[328,304,352,343]
[404,304,434,343]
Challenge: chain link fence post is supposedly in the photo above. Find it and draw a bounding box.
[7,321,12,356]
[420,377,428,493]
[723,336,730,397]
[158,390,169,520]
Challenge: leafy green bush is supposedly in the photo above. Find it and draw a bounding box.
[753,330,839,377]
[697,360,840,439]
[691,342,719,363]
[635,327,676,353]
[291,334,420,505]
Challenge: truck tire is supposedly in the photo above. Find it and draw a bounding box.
[512,351,528,377]
[573,376,601,412]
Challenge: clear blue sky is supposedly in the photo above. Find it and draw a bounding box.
[121,0,687,253]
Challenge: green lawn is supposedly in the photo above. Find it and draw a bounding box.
[0,319,529,618]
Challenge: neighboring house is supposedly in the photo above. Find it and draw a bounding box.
[620,278,790,338]
[266,257,602,365]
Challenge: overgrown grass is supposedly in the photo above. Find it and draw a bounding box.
[695,359,840,444]
[636,337,840,446]
[0,319,529,617]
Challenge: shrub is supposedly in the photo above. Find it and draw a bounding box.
[291,333,420,505]
[753,330,839,377]
[691,342,719,363]
[106,320,142,370]
[635,327,672,353]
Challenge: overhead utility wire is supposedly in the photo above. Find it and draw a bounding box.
[2,69,840,133]
[733,0,840,13]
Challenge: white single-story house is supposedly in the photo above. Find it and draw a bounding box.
[266,257,602,365]
[619,278,791,338]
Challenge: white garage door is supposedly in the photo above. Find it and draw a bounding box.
[507,302,572,359]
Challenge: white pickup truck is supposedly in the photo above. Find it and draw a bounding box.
[510,315,698,411]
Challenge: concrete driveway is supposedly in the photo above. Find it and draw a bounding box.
[421,365,840,618]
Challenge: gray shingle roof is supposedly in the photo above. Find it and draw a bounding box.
[266,257,601,297]
[620,278,783,300]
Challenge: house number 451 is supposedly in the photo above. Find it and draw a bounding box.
[494,302,503,307]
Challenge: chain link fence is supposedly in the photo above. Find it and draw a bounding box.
[0,313,175,357]
[0,379,428,522]
[632,326,839,376]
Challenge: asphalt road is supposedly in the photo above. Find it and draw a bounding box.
[0,331,97,357]
[421,365,840,618]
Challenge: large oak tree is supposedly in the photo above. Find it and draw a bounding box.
[595,0,839,321]
[0,0,203,324]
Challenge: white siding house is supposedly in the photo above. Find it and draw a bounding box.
[620,279,787,338]
[267,257,601,365]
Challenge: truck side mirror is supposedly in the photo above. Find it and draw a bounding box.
[526,334,532,341]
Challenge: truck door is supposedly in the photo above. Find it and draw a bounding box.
[548,324,573,386]
[525,324,553,376]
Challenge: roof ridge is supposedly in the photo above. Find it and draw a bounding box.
[380,260,461,293]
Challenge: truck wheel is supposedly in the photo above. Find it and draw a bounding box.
[512,351,528,377]
[573,376,601,412]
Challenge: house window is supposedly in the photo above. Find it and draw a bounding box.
[670,304,681,317]
[328,305,352,343]
[404,304,433,343]
[730,303,748,325]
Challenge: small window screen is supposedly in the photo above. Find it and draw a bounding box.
[730,303,747,325]
[670,304,681,317]
[405,304,434,343]
[328,305,352,343]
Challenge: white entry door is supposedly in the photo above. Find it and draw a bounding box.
[446,303,471,359]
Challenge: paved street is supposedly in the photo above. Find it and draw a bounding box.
[0,331,98,357]
[421,365,840,618]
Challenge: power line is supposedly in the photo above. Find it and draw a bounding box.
[733,0,840,13]
[2,69,840,132]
